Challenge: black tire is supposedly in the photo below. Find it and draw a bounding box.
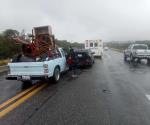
[52,67,60,83]
[93,60,95,64]
[130,54,135,62]
[99,56,102,59]
[147,59,150,65]
[137,59,141,63]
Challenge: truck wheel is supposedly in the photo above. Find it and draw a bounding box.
[130,54,134,62]
[147,59,150,65]
[93,59,95,64]
[137,59,141,63]
[52,67,60,83]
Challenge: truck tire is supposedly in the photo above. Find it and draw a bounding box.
[137,59,141,63]
[130,54,135,62]
[52,67,60,83]
[93,60,95,64]
[147,59,150,65]
[99,56,102,59]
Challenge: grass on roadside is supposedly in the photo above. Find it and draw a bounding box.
[0,59,10,66]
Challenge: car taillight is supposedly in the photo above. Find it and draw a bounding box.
[43,64,49,74]
[7,66,10,74]
[43,64,48,68]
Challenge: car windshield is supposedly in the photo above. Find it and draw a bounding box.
[133,45,148,50]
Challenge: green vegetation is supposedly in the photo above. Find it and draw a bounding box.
[0,59,9,66]
[0,29,84,62]
[55,39,84,53]
[0,29,22,60]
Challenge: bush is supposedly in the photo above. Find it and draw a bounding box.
[0,59,9,66]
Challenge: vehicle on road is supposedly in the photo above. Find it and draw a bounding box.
[76,49,94,67]
[124,44,150,63]
[85,39,103,58]
[6,25,68,83]
[104,46,108,51]
[6,48,68,83]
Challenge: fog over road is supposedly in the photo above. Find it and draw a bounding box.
[1,50,150,125]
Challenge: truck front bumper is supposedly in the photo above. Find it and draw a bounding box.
[6,75,48,81]
[134,55,150,59]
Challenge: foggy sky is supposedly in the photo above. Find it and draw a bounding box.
[0,0,150,42]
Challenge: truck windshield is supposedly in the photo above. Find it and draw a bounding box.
[133,45,148,50]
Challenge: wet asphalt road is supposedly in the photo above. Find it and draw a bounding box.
[1,49,150,125]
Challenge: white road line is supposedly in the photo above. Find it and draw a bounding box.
[145,95,150,101]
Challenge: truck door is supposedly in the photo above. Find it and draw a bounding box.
[60,49,67,71]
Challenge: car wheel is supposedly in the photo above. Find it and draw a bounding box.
[52,67,60,83]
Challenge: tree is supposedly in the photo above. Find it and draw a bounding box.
[0,29,21,59]
[2,29,19,39]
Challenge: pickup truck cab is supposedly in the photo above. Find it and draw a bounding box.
[6,48,68,83]
[124,44,150,63]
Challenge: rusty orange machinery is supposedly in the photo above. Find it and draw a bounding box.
[14,25,57,58]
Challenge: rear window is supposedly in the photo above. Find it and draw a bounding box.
[77,52,88,58]
[133,45,148,50]
[94,43,98,47]
[77,54,83,57]
[90,43,93,47]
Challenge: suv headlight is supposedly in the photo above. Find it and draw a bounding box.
[133,51,137,55]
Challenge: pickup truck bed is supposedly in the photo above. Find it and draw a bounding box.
[6,48,67,83]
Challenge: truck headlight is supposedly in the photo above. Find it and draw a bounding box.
[133,51,137,55]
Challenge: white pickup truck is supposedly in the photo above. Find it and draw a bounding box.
[6,48,68,83]
[124,44,150,63]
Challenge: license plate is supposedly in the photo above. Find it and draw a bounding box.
[22,75,30,80]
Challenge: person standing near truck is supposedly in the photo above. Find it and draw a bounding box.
[67,47,78,78]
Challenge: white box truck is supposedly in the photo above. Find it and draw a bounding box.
[85,39,103,58]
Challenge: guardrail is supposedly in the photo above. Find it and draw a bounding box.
[0,65,8,74]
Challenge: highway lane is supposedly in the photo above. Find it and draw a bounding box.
[1,49,150,125]
[0,74,23,104]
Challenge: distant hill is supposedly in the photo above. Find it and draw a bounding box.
[55,39,84,52]
[107,40,150,50]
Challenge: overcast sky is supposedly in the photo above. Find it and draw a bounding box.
[0,0,150,42]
